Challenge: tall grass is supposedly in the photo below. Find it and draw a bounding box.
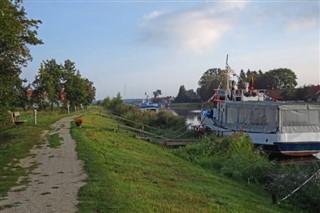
[172,133,273,183]
[172,133,320,212]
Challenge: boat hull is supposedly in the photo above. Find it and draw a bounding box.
[256,142,320,156]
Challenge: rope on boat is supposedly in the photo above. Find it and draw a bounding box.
[278,168,320,204]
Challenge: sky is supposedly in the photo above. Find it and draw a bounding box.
[21,0,320,100]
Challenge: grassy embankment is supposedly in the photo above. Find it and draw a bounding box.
[73,111,296,213]
[0,110,79,197]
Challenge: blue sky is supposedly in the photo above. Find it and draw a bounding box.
[22,0,319,100]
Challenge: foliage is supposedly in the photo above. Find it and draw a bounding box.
[0,0,42,124]
[197,66,299,101]
[267,162,320,213]
[172,133,320,212]
[295,86,309,101]
[265,68,297,90]
[172,133,273,183]
[32,59,96,110]
[196,68,228,102]
[237,69,247,89]
[103,94,186,132]
[152,89,161,98]
[33,59,63,109]
[175,85,200,103]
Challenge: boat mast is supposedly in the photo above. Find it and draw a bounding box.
[225,54,230,95]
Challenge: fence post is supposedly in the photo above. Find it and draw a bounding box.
[33,109,37,125]
[142,125,144,137]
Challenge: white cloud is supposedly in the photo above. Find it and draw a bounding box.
[138,2,247,54]
[143,11,163,21]
[286,17,318,32]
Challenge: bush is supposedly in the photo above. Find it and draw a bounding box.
[172,133,320,212]
[172,133,273,183]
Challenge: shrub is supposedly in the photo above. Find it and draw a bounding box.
[172,133,320,212]
[172,133,273,183]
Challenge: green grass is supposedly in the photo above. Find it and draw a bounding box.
[47,133,62,148]
[73,113,295,213]
[0,109,80,198]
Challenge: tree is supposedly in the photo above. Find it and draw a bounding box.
[264,68,297,90]
[175,86,200,103]
[0,0,42,123]
[197,68,227,101]
[175,85,188,103]
[84,78,96,106]
[295,86,309,101]
[33,59,63,110]
[237,69,246,89]
[32,59,95,110]
[64,71,87,107]
[153,89,162,98]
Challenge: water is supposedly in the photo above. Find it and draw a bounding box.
[171,108,201,127]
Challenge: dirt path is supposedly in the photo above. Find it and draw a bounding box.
[0,115,87,213]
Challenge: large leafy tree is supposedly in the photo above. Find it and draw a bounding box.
[0,0,42,123]
[63,60,87,107]
[264,68,297,90]
[32,59,95,110]
[33,59,63,109]
[197,68,227,101]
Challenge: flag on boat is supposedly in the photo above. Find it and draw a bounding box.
[248,75,254,92]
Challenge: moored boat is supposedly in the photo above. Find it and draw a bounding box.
[140,93,160,112]
[200,58,320,156]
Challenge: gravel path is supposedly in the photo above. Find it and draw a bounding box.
[0,115,87,213]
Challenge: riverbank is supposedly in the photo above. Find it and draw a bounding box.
[72,110,296,212]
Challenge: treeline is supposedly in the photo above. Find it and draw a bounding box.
[0,1,95,125]
[175,67,313,103]
[29,59,95,110]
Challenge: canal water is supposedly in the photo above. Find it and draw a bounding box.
[170,107,202,127]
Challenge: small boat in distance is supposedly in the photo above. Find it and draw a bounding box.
[140,93,160,112]
[200,56,320,156]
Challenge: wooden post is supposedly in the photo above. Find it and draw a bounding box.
[33,109,37,125]
[67,104,70,114]
[142,125,144,137]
